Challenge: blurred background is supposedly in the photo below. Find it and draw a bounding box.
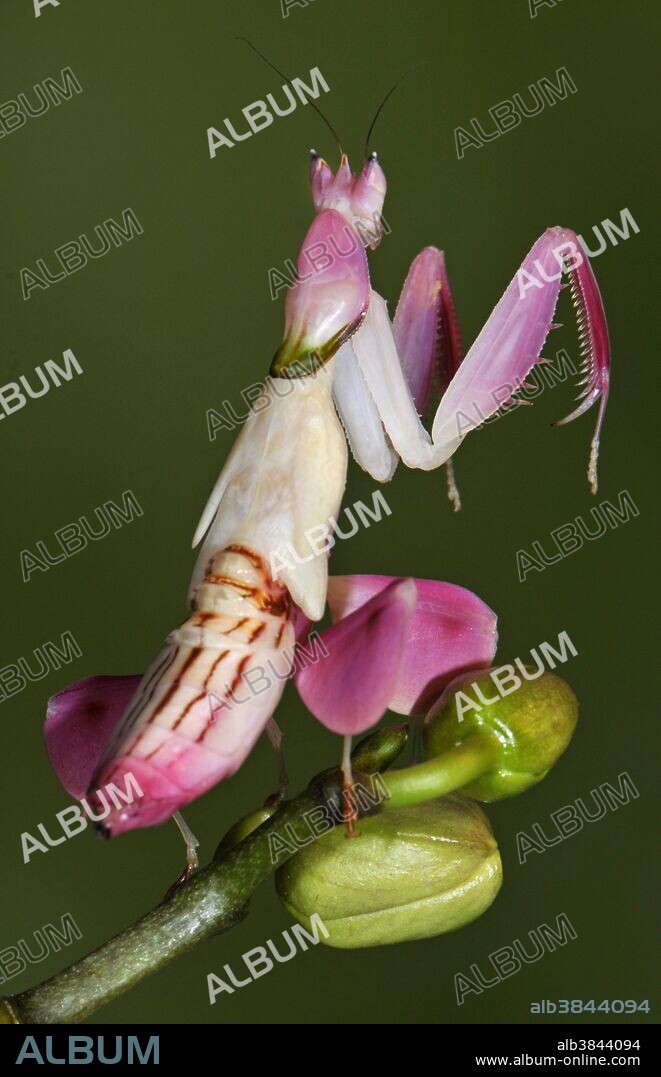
[0,0,657,1024]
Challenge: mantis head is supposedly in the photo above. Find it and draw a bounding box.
[310,151,387,247]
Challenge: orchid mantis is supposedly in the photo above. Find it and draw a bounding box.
[45,145,611,851]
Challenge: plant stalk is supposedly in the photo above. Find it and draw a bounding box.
[1,726,408,1025]
[381,733,498,808]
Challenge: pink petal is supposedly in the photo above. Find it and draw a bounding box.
[393,247,464,413]
[45,675,141,798]
[271,208,370,376]
[293,606,314,642]
[327,575,498,716]
[295,579,417,735]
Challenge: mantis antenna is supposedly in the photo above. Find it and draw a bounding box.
[236,36,344,159]
[363,67,419,159]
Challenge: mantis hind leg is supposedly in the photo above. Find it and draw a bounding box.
[341,734,358,838]
[265,717,288,801]
[163,811,200,899]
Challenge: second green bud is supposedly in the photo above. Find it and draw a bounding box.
[423,668,578,801]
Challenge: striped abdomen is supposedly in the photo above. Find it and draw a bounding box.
[89,545,295,833]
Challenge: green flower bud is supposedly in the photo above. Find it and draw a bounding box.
[423,669,578,801]
[275,795,502,948]
[351,723,409,773]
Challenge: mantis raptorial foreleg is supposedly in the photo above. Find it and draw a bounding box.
[335,227,608,490]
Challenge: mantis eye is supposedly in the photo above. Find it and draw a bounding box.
[351,152,387,226]
[309,151,333,211]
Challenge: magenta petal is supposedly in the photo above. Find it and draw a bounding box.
[295,579,417,735]
[394,247,464,413]
[45,675,141,798]
[293,606,314,643]
[327,575,498,716]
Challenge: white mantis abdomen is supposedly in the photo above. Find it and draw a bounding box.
[89,545,295,829]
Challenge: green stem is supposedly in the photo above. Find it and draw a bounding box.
[6,793,313,1025]
[1,726,408,1026]
[381,733,498,809]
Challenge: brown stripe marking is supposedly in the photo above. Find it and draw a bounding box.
[259,587,292,617]
[194,612,215,626]
[147,648,202,725]
[128,729,150,755]
[119,648,174,732]
[170,691,205,733]
[195,653,251,744]
[204,575,258,595]
[224,544,264,571]
[203,649,230,690]
[108,647,179,758]
[230,653,252,695]
[143,647,233,757]
[204,544,292,616]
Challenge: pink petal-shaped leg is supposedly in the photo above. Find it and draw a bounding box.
[432,227,610,491]
[45,675,141,799]
[295,579,417,735]
[351,228,610,495]
[327,575,498,717]
[393,247,465,509]
[432,228,571,448]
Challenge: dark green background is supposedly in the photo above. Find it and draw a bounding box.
[0,0,657,1026]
